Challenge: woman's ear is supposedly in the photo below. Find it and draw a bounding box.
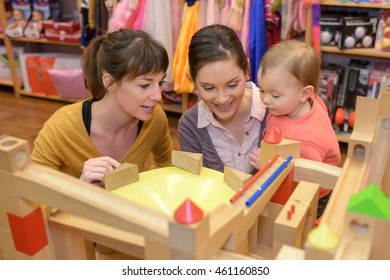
[102,73,115,91]
[301,85,314,102]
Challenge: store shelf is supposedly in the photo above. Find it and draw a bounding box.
[320,0,390,9]
[0,79,13,87]
[20,90,85,103]
[0,0,190,114]
[306,1,390,144]
[9,37,81,47]
[336,133,350,144]
[321,46,390,59]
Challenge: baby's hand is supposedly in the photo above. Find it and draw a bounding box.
[80,156,120,187]
[248,148,260,169]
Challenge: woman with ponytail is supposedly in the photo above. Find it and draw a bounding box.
[32,29,173,187]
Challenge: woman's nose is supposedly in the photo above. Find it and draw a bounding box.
[150,86,162,101]
[215,90,229,104]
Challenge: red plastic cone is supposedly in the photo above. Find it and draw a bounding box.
[264,127,282,144]
[174,199,203,224]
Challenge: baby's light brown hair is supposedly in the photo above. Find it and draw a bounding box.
[258,40,320,94]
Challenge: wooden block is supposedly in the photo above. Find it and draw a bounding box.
[334,237,371,260]
[168,215,209,259]
[304,239,336,260]
[49,211,145,259]
[172,150,203,175]
[0,227,17,259]
[274,201,309,248]
[223,166,252,192]
[227,159,294,250]
[0,192,39,218]
[257,202,283,248]
[371,219,390,260]
[274,181,319,250]
[50,226,88,260]
[144,238,170,260]
[343,212,375,243]
[293,158,341,190]
[0,135,31,172]
[275,244,305,260]
[260,139,301,167]
[104,163,139,191]
[202,204,243,259]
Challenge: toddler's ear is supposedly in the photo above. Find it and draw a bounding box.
[301,85,314,102]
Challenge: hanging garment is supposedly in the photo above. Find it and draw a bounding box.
[206,0,220,25]
[98,0,108,34]
[142,0,174,90]
[227,0,244,33]
[172,1,199,93]
[264,0,281,47]
[248,0,268,86]
[81,0,96,47]
[197,0,207,29]
[107,0,134,32]
[240,0,252,56]
[124,0,145,30]
[171,0,183,52]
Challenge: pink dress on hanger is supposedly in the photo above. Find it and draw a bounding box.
[240,0,251,57]
[142,0,174,90]
[171,0,183,53]
[125,0,146,30]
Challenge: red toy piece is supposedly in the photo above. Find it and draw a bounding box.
[263,127,282,144]
[174,199,203,224]
[7,207,49,256]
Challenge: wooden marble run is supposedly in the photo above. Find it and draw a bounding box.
[0,89,389,260]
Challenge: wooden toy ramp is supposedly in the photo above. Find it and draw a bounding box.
[0,88,389,260]
[304,87,390,260]
[0,136,295,260]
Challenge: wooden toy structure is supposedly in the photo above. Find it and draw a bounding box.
[0,89,389,260]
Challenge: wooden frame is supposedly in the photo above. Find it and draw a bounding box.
[0,88,389,260]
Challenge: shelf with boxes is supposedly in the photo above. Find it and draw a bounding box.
[0,0,191,114]
[0,0,86,102]
[305,0,390,144]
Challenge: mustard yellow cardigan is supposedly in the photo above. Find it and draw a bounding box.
[31,101,172,179]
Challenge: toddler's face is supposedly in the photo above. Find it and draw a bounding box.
[258,67,307,118]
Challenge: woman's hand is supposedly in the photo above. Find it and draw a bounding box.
[80,156,121,187]
[248,148,260,170]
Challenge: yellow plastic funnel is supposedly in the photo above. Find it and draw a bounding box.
[112,166,235,216]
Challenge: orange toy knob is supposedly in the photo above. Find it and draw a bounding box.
[334,108,345,125]
[348,111,355,128]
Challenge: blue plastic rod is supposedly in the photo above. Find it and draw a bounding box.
[245,156,293,207]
